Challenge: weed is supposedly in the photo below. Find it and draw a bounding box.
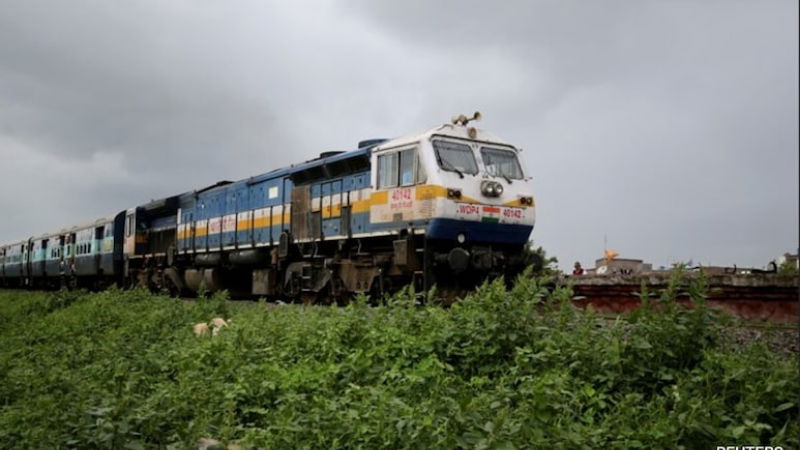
[0,270,796,448]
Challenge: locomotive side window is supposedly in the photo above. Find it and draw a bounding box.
[378,152,399,189]
[378,147,422,189]
[399,149,415,187]
[433,140,478,175]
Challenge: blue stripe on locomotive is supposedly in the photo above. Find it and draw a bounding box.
[427,219,533,244]
[179,176,294,251]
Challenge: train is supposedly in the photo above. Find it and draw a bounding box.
[0,113,536,301]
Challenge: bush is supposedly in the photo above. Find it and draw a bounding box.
[0,270,796,448]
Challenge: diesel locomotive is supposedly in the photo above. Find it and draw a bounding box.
[0,113,536,301]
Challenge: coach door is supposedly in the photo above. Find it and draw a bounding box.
[23,240,31,279]
[38,239,48,277]
[124,211,136,255]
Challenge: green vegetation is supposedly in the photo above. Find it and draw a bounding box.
[778,259,799,278]
[0,271,797,449]
[521,241,559,275]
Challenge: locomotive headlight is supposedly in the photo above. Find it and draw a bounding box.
[447,188,462,199]
[457,233,466,244]
[481,180,503,197]
[481,180,494,197]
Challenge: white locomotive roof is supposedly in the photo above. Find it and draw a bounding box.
[374,123,514,152]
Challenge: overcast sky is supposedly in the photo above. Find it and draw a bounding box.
[1,0,797,269]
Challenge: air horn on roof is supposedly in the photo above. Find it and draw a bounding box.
[451,111,482,126]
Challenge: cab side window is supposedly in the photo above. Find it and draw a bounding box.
[378,147,421,189]
[399,149,415,187]
[378,152,399,189]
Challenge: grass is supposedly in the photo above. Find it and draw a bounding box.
[0,270,797,449]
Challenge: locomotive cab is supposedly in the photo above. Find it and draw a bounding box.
[370,122,534,236]
[367,115,535,291]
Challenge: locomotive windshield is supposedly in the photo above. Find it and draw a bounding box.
[480,147,523,180]
[432,140,478,176]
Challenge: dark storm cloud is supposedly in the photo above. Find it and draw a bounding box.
[0,0,309,237]
[0,0,797,269]
[349,0,799,268]
[0,1,290,165]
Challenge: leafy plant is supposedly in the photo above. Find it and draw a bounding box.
[0,269,796,449]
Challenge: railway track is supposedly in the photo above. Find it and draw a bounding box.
[6,270,798,325]
[569,272,799,323]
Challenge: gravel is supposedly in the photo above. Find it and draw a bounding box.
[715,325,799,356]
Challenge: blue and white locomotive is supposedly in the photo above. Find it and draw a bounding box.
[1,114,536,299]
